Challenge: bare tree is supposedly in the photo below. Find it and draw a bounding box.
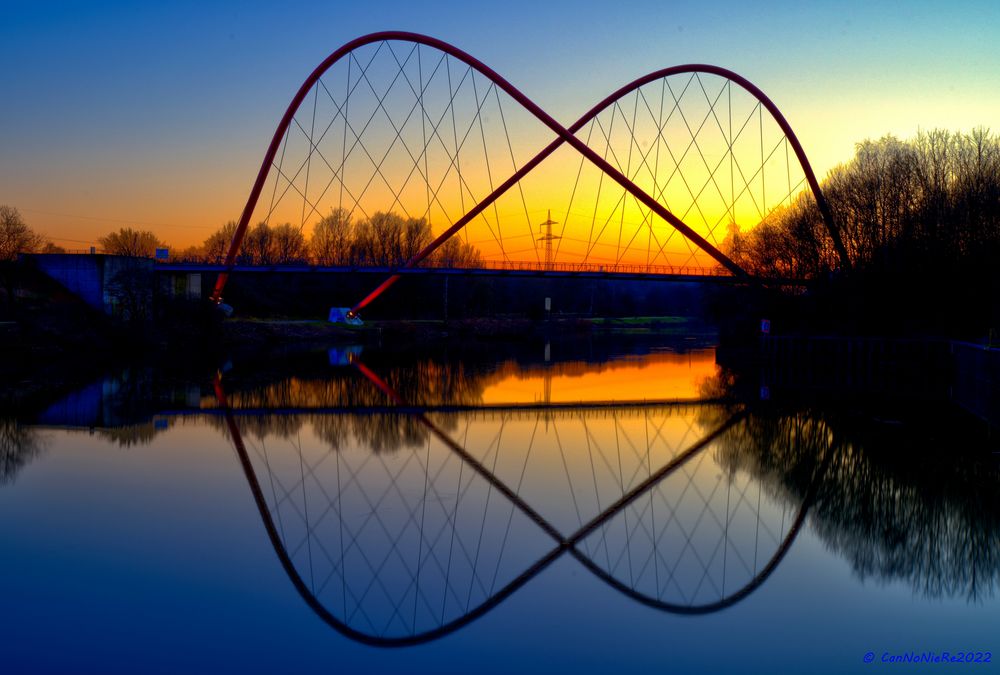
[432,236,482,267]
[200,209,482,268]
[350,218,376,265]
[98,227,165,257]
[271,223,307,263]
[368,211,407,264]
[203,221,238,263]
[0,205,44,261]
[311,208,353,265]
[402,217,432,262]
[170,245,204,262]
[242,222,276,265]
[725,128,1000,278]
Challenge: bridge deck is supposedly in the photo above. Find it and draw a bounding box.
[158,262,806,285]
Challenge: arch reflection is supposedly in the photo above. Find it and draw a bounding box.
[213,366,824,646]
[13,351,999,638]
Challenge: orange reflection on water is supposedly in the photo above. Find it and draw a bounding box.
[480,349,718,404]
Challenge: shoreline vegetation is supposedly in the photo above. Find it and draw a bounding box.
[720,129,1000,339]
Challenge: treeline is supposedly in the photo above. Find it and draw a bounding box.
[0,206,62,260]
[0,204,482,268]
[190,209,481,267]
[726,128,1000,278]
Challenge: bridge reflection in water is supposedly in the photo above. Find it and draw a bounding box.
[212,367,831,646]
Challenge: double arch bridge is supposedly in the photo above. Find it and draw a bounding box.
[210,361,835,646]
[209,32,848,317]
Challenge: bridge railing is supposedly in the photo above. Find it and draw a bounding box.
[417,259,729,276]
[154,258,731,277]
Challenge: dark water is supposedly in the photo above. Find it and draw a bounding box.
[2,336,998,673]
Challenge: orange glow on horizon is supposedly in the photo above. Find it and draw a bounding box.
[480,349,719,404]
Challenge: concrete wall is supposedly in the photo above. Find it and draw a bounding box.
[28,253,106,311]
[26,253,155,316]
[158,271,202,300]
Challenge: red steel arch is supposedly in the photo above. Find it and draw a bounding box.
[572,64,850,270]
[211,32,848,311]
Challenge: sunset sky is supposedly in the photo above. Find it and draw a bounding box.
[2,0,998,253]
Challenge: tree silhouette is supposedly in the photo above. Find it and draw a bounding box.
[199,210,481,267]
[270,223,308,264]
[0,205,44,261]
[98,227,165,257]
[202,221,238,263]
[726,128,1000,278]
[311,208,353,265]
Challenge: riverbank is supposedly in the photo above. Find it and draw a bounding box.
[220,314,703,342]
[0,313,716,413]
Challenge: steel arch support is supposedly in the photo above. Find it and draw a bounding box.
[211,32,847,313]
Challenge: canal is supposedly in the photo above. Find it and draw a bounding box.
[1,333,997,673]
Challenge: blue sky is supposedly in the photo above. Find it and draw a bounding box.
[2,0,998,246]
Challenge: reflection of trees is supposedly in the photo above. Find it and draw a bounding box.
[0,418,45,486]
[211,361,488,453]
[94,423,164,448]
[218,360,488,410]
[225,413,304,443]
[213,350,719,453]
[212,351,711,453]
[312,414,429,454]
[704,403,1000,601]
[708,409,833,510]
[101,368,157,426]
[220,349,716,412]
[201,412,433,455]
[811,441,1000,601]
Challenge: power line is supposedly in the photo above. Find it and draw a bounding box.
[17,207,216,230]
[44,236,101,245]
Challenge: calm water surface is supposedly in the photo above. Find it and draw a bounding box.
[2,337,998,673]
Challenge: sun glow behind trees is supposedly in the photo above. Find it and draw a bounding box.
[725,128,1000,278]
[189,209,481,267]
[236,40,816,273]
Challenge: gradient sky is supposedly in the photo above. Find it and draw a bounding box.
[2,0,999,249]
